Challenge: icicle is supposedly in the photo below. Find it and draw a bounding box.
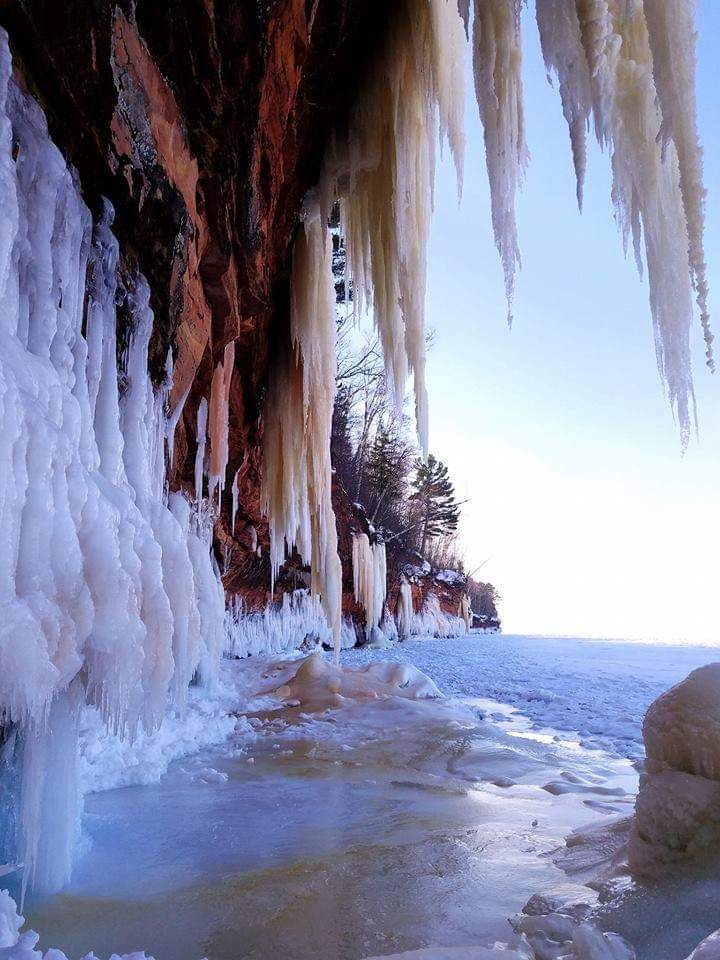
[208,341,235,504]
[326,0,466,454]
[351,534,387,635]
[262,202,343,658]
[166,381,191,475]
[195,397,208,502]
[535,0,592,208]
[471,0,528,321]
[642,0,714,371]
[231,469,240,533]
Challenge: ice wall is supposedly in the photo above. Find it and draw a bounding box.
[352,534,388,640]
[0,31,225,895]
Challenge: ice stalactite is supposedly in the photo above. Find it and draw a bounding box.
[529,0,706,444]
[231,469,240,533]
[642,0,714,371]
[325,0,466,454]
[534,0,592,208]
[411,593,467,638]
[195,397,208,502]
[208,341,234,506]
[262,202,343,659]
[396,577,415,639]
[351,534,388,641]
[471,0,528,321]
[0,30,225,895]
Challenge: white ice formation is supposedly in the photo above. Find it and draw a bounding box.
[352,534,388,641]
[396,577,415,640]
[0,32,225,895]
[630,664,720,875]
[224,590,356,660]
[262,201,343,659]
[410,593,468,638]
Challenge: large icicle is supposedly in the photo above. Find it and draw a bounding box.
[351,534,388,638]
[528,0,707,442]
[641,0,714,371]
[328,0,466,453]
[471,0,528,320]
[262,202,343,658]
[208,341,235,505]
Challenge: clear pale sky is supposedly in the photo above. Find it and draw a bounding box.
[425,4,720,643]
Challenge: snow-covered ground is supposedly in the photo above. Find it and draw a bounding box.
[6,632,720,960]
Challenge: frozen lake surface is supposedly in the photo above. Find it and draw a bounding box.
[21,633,720,960]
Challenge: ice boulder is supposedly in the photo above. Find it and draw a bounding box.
[630,664,720,875]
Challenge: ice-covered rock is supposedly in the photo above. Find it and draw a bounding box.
[630,664,720,874]
[643,664,720,779]
[685,930,720,960]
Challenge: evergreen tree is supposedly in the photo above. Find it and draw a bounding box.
[364,418,411,526]
[409,454,461,556]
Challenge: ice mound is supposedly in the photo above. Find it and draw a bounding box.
[0,889,154,959]
[643,664,720,779]
[261,653,443,713]
[630,664,720,874]
[685,930,720,960]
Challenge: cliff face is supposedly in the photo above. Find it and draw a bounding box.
[0,0,465,626]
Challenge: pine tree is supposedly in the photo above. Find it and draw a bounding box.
[364,418,411,526]
[409,454,461,556]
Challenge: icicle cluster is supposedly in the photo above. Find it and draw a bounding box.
[531,0,709,441]
[323,0,466,454]
[0,32,225,894]
[262,202,343,658]
[224,590,356,660]
[351,534,388,636]
[470,0,528,321]
[411,593,468,638]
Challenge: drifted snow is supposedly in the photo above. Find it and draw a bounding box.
[685,931,720,960]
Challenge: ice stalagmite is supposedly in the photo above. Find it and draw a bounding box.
[352,534,388,638]
[0,30,225,893]
[396,576,415,639]
[262,202,343,658]
[471,0,528,320]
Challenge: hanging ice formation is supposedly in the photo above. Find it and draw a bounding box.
[396,577,415,640]
[351,534,388,640]
[262,200,343,659]
[459,593,472,632]
[0,32,225,895]
[532,0,710,442]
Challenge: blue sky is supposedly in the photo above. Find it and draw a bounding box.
[425,4,720,642]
